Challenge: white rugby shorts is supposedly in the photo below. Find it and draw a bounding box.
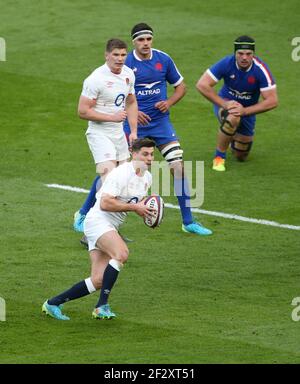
[86,131,130,164]
[84,212,119,251]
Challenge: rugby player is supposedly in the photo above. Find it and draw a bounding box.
[196,35,278,171]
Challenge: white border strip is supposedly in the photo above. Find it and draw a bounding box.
[45,183,300,231]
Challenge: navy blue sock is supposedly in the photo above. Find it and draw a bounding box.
[174,176,193,226]
[215,149,226,159]
[79,176,101,215]
[48,280,92,306]
[96,262,120,307]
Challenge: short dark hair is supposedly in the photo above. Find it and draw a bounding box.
[131,23,153,38]
[106,38,127,53]
[131,138,156,152]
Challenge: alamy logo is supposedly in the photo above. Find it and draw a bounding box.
[291,37,300,62]
[0,297,6,321]
[291,297,300,321]
[0,37,6,61]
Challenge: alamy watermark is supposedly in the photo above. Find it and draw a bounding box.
[0,297,6,321]
[291,37,300,62]
[0,37,6,61]
[291,297,300,321]
[150,160,204,208]
[99,160,205,208]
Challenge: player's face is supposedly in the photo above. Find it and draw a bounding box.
[105,48,127,74]
[133,147,155,168]
[133,36,153,59]
[235,49,254,70]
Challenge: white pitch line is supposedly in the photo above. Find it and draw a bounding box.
[45,183,300,231]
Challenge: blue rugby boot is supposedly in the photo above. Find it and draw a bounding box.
[92,304,116,320]
[42,300,70,320]
[182,221,212,236]
[73,210,86,233]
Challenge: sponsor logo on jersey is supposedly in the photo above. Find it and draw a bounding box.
[136,81,161,96]
[228,87,252,100]
[230,74,235,79]
[137,89,161,96]
[136,81,161,89]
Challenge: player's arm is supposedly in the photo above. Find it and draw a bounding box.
[78,95,127,123]
[100,193,154,217]
[196,72,230,109]
[242,88,278,116]
[155,81,186,113]
[125,94,138,145]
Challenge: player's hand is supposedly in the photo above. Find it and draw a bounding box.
[138,111,151,126]
[112,111,127,122]
[227,103,245,117]
[155,100,170,113]
[133,201,156,218]
[223,100,240,110]
[128,132,138,147]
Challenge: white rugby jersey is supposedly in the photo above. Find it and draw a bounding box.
[87,162,152,226]
[81,63,135,137]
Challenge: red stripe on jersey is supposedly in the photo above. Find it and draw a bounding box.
[253,57,274,85]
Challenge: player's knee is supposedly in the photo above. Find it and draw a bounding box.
[219,109,240,136]
[160,143,183,165]
[231,139,253,161]
[114,248,129,264]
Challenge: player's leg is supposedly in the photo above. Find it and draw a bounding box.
[159,142,212,236]
[74,133,118,232]
[213,106,241,171]
[42,266,99,321]
[43,270,98,317]
[74,176,102,232]
[231,133,253,161]
[231,118,255,161]
[93,230,129,319]
[154,119,212,235]
[42,248,110,320]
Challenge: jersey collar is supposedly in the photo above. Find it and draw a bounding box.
[133,49,153,61]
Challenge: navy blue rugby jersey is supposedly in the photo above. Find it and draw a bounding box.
[207,55,276,107]
[125,49,183,120]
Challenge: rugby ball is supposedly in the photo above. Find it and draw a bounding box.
[143,195,164,228]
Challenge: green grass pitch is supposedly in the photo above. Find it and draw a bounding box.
[0,0,300,364]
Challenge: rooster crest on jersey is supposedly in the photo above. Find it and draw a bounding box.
[143,195,164,228]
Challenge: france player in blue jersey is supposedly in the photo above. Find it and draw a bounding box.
[196,36,278,171]
[123,23,212,236]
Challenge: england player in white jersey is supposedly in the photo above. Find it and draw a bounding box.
[73,39,138,233]
[42,139,156,320]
